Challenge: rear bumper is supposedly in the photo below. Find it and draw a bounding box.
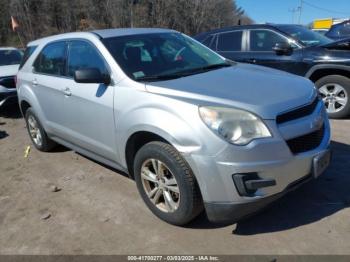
[205,173,313,224]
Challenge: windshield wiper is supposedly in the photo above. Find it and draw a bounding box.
[136,74,185,82]
[178,62,232,76]
[136,62,232,82]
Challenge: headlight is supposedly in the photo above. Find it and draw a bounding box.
[199,106,271,145]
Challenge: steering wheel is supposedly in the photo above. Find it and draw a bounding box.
[174,47,186,61]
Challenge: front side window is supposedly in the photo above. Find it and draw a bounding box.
[67,41,108,77]
[103,32,228,82]
[249,30,290,51]
[217,31,243,51]
[34,42,66,76]
[0,50,22,66]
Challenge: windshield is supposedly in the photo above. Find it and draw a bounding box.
[103,33,229,82]
[0,50,22,66]
[277,25,333,47]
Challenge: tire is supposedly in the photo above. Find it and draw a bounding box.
[315,75,350,119]
[133,141,203,226]
[25,108,56,152]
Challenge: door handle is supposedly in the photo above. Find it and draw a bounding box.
[62,87,72,96]
[32,79,38,86]
[246,59,257,63]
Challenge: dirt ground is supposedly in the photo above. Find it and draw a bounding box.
[0,104,350,255]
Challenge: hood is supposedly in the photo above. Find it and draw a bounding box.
[321,38,350,50]
[145,63,316,120]
[0,65,19,77]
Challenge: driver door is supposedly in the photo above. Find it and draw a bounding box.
[243,29,304,75]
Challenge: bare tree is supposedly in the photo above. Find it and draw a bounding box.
[0,0,253,46]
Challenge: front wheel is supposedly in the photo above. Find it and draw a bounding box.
[133,141,203,225]
[316,75,350,119]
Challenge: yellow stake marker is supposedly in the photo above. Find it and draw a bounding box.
[24,146,31,158]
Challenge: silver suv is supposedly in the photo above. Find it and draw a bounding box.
[17,29,331,225]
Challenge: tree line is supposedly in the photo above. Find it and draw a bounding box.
[0,0,253,46]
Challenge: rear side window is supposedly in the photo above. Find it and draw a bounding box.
[34,42,67,76]
[217,31,243,51]
[0,50,22,66]
[67,41,109,77]
[19,46,37,69]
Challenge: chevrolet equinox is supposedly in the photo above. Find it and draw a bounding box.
[17,29,331,225]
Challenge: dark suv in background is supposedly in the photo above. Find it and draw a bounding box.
[195,24,350,118]
[326,20,350,40]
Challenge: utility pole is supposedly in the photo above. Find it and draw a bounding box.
[288,8,298,23]
[298,0,303,24]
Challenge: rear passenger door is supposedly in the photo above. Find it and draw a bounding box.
[32,41,68,136]
[62,40,116,161]
[215,30,246,62]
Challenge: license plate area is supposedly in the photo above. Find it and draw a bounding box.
[313,150,331,178]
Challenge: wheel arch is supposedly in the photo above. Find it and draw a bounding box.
[125,131,169,179]
[306,64,350,82]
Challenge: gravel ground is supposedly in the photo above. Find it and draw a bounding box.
[0,104,349,255]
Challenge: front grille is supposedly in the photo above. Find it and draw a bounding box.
[276,97,319,124]
[286,125,325,154]
[0,76,16,89]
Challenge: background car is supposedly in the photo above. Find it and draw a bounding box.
[195,24,350,119]
[0,47,23,107]
[325,20,350,40]
[312,28,328,36]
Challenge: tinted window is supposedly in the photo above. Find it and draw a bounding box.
[277,25,332,46]
[201,35,214,48]
[217,31,243,51]
[250,30,288,51]
[0,50,22,66]
[338,23,350,35]
[34,42,66,76]
[103,33,226,81]
[19,46,37,69]
[67,41,108,77]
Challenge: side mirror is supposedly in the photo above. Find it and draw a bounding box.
[272,42,293,56]
[74,68,111,85]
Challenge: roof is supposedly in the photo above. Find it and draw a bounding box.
[195,24,303,39]
[93,28,176,38]
[28,28,176,46]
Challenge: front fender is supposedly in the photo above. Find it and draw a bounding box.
[116,106,204,168]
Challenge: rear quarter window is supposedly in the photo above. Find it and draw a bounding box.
[33,42,67,76]
[19,46,37,69]
[217,31,243,52]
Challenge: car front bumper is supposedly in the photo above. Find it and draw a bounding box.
[183,103,331,224]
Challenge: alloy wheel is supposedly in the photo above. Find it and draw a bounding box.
[319,83,348,113]
[27,115,43,147]
[140,159,180,213]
